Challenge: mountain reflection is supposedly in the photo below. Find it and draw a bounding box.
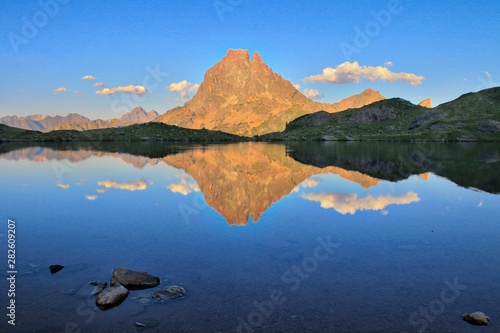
[162,143,382,224]
[1,142,497,225]
[286,142,500,194]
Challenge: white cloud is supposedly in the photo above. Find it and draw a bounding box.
[485,71,491,77]
[384,61,393,67]
[96,85,149,96]
[85,195,98,201]
[73,90,84,97]
[293,83,301,90]
[166,80,200,102]
[304,61,424,86]
[82,75,96,80]
[303,88,324,100]
[94,82,106,87]
[53,87,67,94]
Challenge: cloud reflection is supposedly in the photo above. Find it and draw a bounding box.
[56,182,70,189]
[97,179,151,191]
[302,191,420,215]
[167,175,200,195]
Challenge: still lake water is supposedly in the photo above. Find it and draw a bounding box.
[0,142,499,333]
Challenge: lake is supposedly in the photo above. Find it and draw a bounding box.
[0,141,499,332]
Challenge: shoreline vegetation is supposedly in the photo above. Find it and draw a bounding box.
[1,87,499,143]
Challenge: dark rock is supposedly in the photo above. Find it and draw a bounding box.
[463,311,490,326]
[49,265,64,274]
[152,286,186,300]
[320,135,337,141]
[110,268,160,290]
[409,109,446,129]
[429,123,452,131]
[96,283,129,310]
[456,134,478,142]
[477,119,500,133]
[89,281,108,296]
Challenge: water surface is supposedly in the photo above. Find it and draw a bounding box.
[0,142,499,332]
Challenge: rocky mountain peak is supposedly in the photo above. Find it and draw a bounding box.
[418,98,432,108]
[155,50,386,136]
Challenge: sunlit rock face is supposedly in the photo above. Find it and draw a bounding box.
[156,49,384,136]
[418,98,432,108]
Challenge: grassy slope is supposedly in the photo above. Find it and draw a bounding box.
[261,87,500,142]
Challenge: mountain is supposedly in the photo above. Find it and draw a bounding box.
[53,107,159,131]
[331,88,385,111]
[0,107,159,132]
[418,98,432,108]
[118,107,158,124]
[155,49,384,136]
[262,87,500,141]
[0,113,90,131]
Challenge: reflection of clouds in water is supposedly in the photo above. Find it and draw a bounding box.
[167,174,200,196]
[302,191,420,215]
[97,179,151,191]
[56,181,70,189]
[300,177,322,188]
[85,195,98,201]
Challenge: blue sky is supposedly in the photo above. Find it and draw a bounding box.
[1,0,499,119]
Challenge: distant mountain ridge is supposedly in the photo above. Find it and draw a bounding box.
[0,107,158,132]
[0,113,90,131]
[155,49,385,136]
[54,107,159,131]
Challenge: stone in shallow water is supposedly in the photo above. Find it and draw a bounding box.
[96,283,129,310]
[49,265,64,274]
[462,311,490,326]
[89,281,108,296]
[152,286,186,300]
[133,317,160,330]
[110,268,160,290]
[132,293,155,306]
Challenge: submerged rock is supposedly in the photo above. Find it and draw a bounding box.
[462,311,490,326]
[96,283,129,310]
[49,265,65,274]
[152,285,186,300]
[89,281,108,296]
[132,293,155,306]
[110,268,160,290]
